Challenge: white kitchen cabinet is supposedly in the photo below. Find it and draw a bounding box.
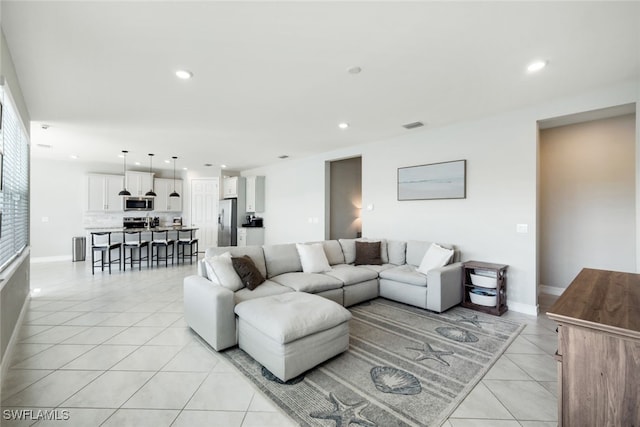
[154,178,183,212]
[237,227,265,247]
[222,176,244,199]
[87,174,124,212]
[126,171,154,196]
[245,176,265,213]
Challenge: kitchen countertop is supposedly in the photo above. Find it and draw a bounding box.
[86,226,198,233]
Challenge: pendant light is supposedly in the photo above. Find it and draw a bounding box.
[169,156,180,198]
[145,153,157,197]
[118,150,131,196]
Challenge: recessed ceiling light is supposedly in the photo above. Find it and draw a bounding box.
[278,155,290,159]
[40,124,50,130]
[70,155,79,160]
[176,70,193,79]
[347,66,362,74]
[164,159,171,164]
[220,164,227,169]
[204,163,213,167]
[134,162,141,166]
[338,122,349,130]
[182,167,188,171]
[527,60,548,73]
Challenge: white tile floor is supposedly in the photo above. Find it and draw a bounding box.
[1,260,559,426]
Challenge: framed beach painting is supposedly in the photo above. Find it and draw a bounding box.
[398,159,466,200]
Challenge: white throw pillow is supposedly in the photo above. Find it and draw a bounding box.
[417,243,454,275]
[204,252,244,291]
[296,243,331,273]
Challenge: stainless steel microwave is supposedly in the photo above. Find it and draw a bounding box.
[123,197,154,211]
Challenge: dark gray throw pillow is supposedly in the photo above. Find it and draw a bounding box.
[231,255,266,290]
[354,241,382,266]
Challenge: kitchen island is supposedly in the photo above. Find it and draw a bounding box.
[86,226,199,269]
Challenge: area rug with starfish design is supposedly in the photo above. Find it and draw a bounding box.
[221,298,524,427]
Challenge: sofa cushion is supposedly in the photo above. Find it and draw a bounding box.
[358,264,395,274]
[324,264,379,286]
[270,272,343,293]
[322,240,346,265]
[205,246,267,279]
[263,243,302,278]
[234,280,293,305]
[406,240,433,267]
[204,252,244,292]
[354,241,382,266]
[379,264,428,287]
[387,240,407,265]
[296,243,331,273]
[232,255,266,290]
[416,243,454,275]
[234,293,351,344]
[338,239,358,264]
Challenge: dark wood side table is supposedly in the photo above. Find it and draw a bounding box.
[461,261,508,315]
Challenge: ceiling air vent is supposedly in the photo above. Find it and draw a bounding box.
[278,155,290,159]
[36,143,52,149]
[402,121,424,130]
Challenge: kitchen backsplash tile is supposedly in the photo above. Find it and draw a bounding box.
[83,212,178,229]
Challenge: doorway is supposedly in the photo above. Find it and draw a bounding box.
[191,178,219,250]
[328,157,362,240]
[538,111,636,293]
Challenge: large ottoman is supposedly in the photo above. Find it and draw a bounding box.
[234,292,352,382]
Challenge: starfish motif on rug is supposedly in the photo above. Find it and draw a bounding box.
[310,392,377,427]
[406,342,454,366]
[455,313,490,328]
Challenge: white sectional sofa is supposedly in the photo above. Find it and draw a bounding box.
[183,238,462,352]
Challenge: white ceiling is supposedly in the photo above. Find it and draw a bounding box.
[2,1,639,173]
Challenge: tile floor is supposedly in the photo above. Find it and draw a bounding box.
[1,259,559,426]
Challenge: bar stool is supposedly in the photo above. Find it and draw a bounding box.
[176,229,199,264]
[91,232,121,274]
[122,230,150,271]
[151,230,175,267]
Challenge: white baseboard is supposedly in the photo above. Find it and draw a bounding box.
[30,255,73,263]
[539,284,565,296]
[508,301,539,316]
[1,294,30,384]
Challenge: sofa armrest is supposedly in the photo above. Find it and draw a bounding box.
[183,275,236,351]
[426,262,463,313]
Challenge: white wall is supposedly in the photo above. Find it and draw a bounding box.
[30,158,89,259]
[243,81,639,314]
[540,115,636,289]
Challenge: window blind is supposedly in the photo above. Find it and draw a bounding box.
[0,84,30,272]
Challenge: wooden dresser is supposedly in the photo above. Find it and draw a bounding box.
[547,268,640,426]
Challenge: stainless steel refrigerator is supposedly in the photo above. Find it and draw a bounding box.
[218,198,237,246]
